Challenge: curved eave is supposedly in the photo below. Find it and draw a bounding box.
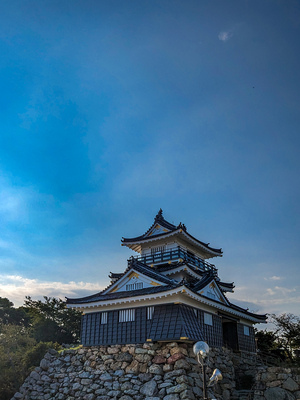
[161,263,205,280]
[218,282,235,293]
[122,229,222,258]
[67,284,266,323]
[122,216,177,246]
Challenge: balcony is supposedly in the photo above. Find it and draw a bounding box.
[128,247,217,274]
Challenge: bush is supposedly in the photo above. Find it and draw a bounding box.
[23,341,60,371]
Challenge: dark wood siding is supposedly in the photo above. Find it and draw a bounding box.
[237,324,256,352]
[81,307,151,346]
[196,309,223,347]
[81,304,225,347]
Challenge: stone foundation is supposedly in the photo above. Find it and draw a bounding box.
[253,366,300,400]
[11,343,300,400]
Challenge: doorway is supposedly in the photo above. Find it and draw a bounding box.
[222,320,239,351]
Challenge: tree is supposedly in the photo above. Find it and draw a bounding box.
[0,297,29,328]
[23,296,81,344]
[255,329,286,361]
[0,325,36,400]
[270,313,300,362]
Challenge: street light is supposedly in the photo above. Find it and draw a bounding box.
[193,341,223,400]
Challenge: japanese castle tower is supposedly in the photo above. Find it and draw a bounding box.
[67,210,266,352]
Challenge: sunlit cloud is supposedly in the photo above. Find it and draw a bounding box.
[0,274,105,306]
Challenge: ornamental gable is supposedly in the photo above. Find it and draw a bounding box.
[198,280,229,305]
[104,270,164,294]
[145,223,170,237]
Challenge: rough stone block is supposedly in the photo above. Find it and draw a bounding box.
[283,377,299,392]
[140,380,158,396]
[265,387,296,400]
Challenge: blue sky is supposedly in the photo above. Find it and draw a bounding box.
[0,0,299,325]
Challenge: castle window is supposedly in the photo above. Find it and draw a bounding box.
[101,312,107,324]
[151,246,165,255]
[204,312,213,326]
[119,308,135,322]
[244,325,250,336]
[147,306,154,319]
[126,282,143,291]
[194,308,198,317]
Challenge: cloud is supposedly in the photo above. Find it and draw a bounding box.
[267,286,296,296]
[264,276,283,281]
[218,30,233,42]
[267,288,276,296]
[0,274,105,306]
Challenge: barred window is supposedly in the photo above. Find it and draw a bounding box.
[204,312,213,326]
[151,246,165,255]
[147,306,154,319]
[101,312,107,324]
[126,282,143,291]
[244,325,250,336]
[119,308,135,322]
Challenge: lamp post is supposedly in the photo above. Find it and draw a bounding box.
[193,341,223,400]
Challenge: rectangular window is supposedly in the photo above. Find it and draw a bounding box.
[193,308,198,317]
[151,246,165,255]
[147,306,154,319]
[244,325,250,336]
[119,308,135,322]
[204,312,213,326]
[126,282,143,291]
[101,312,107,324]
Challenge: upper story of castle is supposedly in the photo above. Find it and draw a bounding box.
[121,209,222,275]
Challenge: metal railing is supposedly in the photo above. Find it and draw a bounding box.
[128,247,217,274]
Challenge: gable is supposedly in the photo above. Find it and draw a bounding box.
[146,223,170,237]
[197,280,228,305]
[104,269,166,294]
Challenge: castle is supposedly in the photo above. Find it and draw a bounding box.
[67,210,266,352]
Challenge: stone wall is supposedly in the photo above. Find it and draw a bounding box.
[253,366,300,400]
[11,342,300,400]
[12,343,237,400]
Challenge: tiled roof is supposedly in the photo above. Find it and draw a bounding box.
[148,303,204,341]
[129,259,176,285]
[192,272,215,292]
[67,280,266,322]
[228,302,267,321]
[109,273,123,279]
[157,262,204,277]
[218,281,235,290]
[95,259,176,296]
[66,283,178,305]
[121,209,222,255]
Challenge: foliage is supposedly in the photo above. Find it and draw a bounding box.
[0,295,81,399]
[270,313,300,361]
[0,325,36,400]
[0,297,29,328]
[23,296,81,344]
[255,329,286,362]
[22,341,60,371]
[256,313,300,364]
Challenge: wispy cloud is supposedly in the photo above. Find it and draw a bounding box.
[0,274,104,306]
[267,286,296,295]
[264,276,283,281]
[218,30,233,42]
